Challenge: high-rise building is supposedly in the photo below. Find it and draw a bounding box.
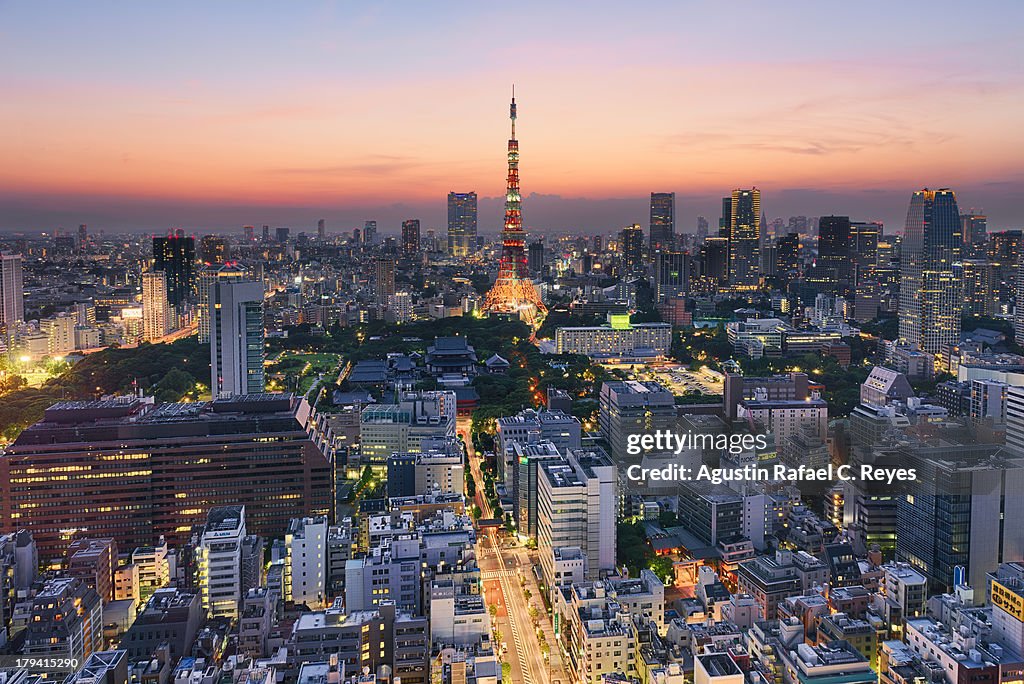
[701,237,729,285]
[896,442,1024,591]
[275,227,290,244]
[537,448,617,587]
[598,381,676,460]
[198,261,245,344]
[775,233,800,285]
[362,220,377,245]
[654,250,689,301]
[401,219,420,255]
[317,218,326,240]
[728,188,761,287]
[261,224,270,241]
[850,221,880,285]
[961,212,987,255]
[209,273,265,397]
[78,224,88,251]
[619,224,644,275]
[0,252,25,330]
[141,270,170,342]
[374,256,395,305]
[817,215,852,294]
[0,393,332,561]
[196,505,247,619]
[482,91,547,328]
[200,234,229,264]
[243,225,255,241]
[447,192,478,257]
[898,188,963,355]
[153,231,197,308]
[649,192,675,252]
[696,216,709,239]
[285,516,328,609]
[528,240,545,273]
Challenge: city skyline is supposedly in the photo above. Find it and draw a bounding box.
[2,1,1023,233]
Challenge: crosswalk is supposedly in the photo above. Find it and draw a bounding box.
[481,569,518,580]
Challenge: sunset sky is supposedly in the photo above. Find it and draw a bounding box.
[1,1,1022,235]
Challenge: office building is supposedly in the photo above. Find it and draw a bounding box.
[362,220,377,245]
[289,600,428,684]
[961,212,987,253]
[619,224,644,275]
[728,188,761,287]
[121,587,202,662]
[817,216,852,293]
[447,192,477,257]
[22,578,103,661]
[495,407,582,485]
[528,240,545,273]
[197,261,249,344]
[141,270,170,342]
[898,189,963,355]
[702,236,730,285]
[599,381,676,460]
[317,218,326,240]
[275,226,290,244]
[0,252,24,330]
[537,448,617,588]
[896,442,1024,590]
[359,391,457,467]
[511,441,563,539]
[209,272,264,397]
[195,505,247,619]
[285,516,327,609]
[199,234,229,264]
[374,256,395,305]
[64,538,118,604]
[152,231,196,308]
[0,393,332,561]
[402,219,420,255]
[654,250,689,301]
[650,192,675,252]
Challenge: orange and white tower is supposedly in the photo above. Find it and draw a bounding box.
[483,88,547,328]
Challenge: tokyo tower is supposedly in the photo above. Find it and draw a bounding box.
[482,88,547,328]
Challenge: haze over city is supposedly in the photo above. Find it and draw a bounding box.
[2,0,1023,234]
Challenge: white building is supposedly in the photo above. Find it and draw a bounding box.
[197,505,246,619]
[285,516,327,609]
[0,252,24,330]
[209,269,265,397]
[40,313,76,356]
[555,315,672,360]
[537,448,617,590]
[359,391,457,467]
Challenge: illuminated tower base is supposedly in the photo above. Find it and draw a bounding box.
[483,276,547,329]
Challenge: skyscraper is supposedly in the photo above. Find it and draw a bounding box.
[482,90,547,328]
[654,251,689,301]
[317,218,326,240]
[243,225,255,241]
[774,233,800,286]
[649,192,675,252]
[77,224,88,251]
[447,192,478,257]
[200,235,229,264]
[817,215,852,294]
[619,224,644,276]
[141,270,170,342]
[0,252,24,330]
[153,230,196,308]
[363,221,377,245]
[898,188,963,355]
[374,256,396,305]
[961,212,987,255]
[528,240,545,273]
[401,219,420,255]
[275,227,290,244]
[728,188,761,287]
[209,269,265,397]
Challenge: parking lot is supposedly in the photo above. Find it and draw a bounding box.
[636,364,724,396]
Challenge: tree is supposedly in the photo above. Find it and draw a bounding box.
[501,663,512,680]
[465,471,476,499]
[648,555,676,585]
[489,604,498,618]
